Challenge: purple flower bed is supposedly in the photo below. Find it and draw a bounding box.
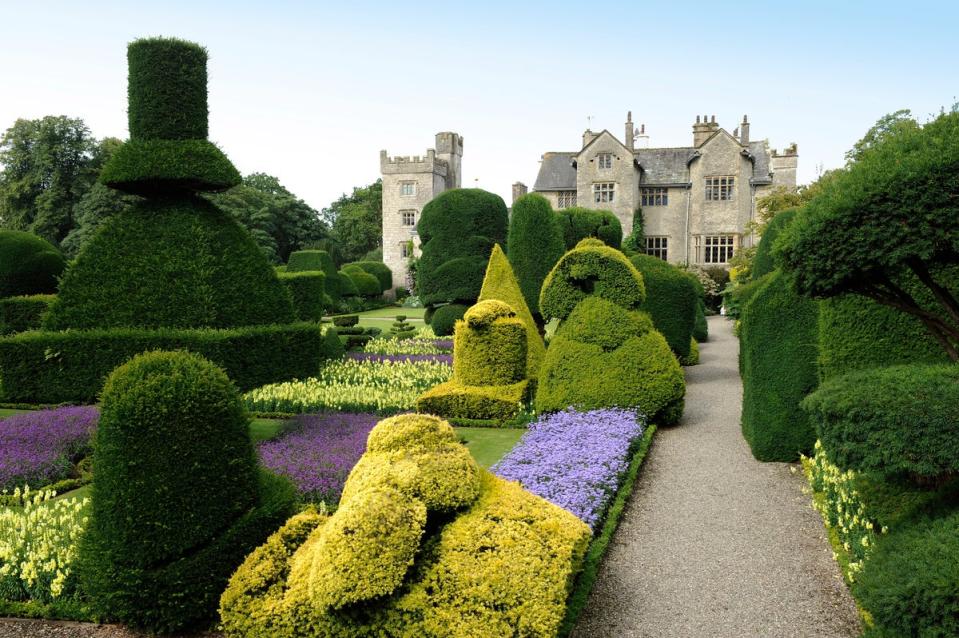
[0,406,99,490]
[432,339,453,351]
[492,408,644,529]
[347,352,453,365]
[257,412,379,504]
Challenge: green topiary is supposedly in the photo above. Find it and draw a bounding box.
[43,199,294,330]
[0,294,54,335]
[417,189,508,307]
[387,314,416,340]
[855,510,959,638]
[751,208,798,279]
[739,271,819,461]
[539,238,646,321]
[278,271,326,321]
[506,194,565,317]
[692,299,709,342]
[555,207,623,249]
[343,266,380,297]
[288,250,342,299]
[802,364,959,484]
[629,254,698,358]
[344,261,392,292]
[430,303,468,337]
[0,230,66,298]
[336,270,359,297]
[477,244,546,377]
[78,351,296,632]
[680,338,700,366]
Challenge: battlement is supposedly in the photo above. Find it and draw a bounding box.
[772,143,799,157]
[380,148,449,176]
[435,132,463,156]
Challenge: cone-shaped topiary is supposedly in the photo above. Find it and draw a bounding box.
[506,194,565,318]
[629,254,698,359]
[478,244,546,378]
[78,351,296,633]
[0,230,65,298]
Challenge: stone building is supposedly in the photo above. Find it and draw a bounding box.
[380,132,463,293]
[530,112,798,266]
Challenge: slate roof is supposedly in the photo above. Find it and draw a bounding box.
[747,140,773,184]
[635,147,698,185]
[533,152,577,191]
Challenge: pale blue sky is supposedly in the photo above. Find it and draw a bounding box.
[2,0,957,210]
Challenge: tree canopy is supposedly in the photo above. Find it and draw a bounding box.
[323,180,382,264]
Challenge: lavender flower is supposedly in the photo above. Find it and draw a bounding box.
[492,408,644,529]
[432,339,453,351]
[257,412,379,504]
[347,352,453,365]
[0,407,99,491]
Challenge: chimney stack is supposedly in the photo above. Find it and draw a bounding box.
[693,113,718,147]
[625,111,635,150]
[582,129,599,148]
[512,182,528,205]
[740,115,750,145]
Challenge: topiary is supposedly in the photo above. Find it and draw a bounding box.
[629,254,698,358]
[430,303,468,337]
[477,244,546,378]
[680,338,700,366]
[555,207,623,249]
[0,294,55,335]
[277,271,325,321]
[506,194,565,317]
[802,363,959,484]
[417,189,508,307]
[288,250,342,300]
[751,208,798,279]
[342,265,380,297]
[693,299,709,342]
[739,270,819,461]
[78,350,295,632]
[344,261,391,292]
[387,314,417,340]
[0,230,66,298]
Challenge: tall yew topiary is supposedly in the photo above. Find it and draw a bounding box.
[0,230,65,298]
[629,254,698,359]
[506,194,564,319]
[751,208,797,280]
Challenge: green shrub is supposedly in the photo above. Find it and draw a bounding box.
[0,231,65,298]
[287,250,342,299]
[343,267,380,297]
[680,338,699,366]
[417,189,508,306]
[278,272,325,321]
[752,208,798,279]
[477,244,546,377]
[332,315,358,327]
[629,254,697,358]
[0,323,339,404]
[802,364,959,483]
[535,297,685,424]
[739,271,819,461]
[336,270,359,297]
[539,239,646,321]
[387,314,417,340]
[724,274,770,319]
[555,207,622,249]
[417,379,529,422]
[0,294,54,335]
[44,199,294,330]
[506,194,565,316]
[430,303,468,337]
[78,351,296,632]
[344,261,392,291]
[855,510,959,638]
[692,299,709,342]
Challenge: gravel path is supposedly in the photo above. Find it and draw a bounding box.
[573,316,861,638]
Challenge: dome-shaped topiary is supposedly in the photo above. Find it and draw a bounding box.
[0,230,66,298]
[629,254,698,358]
[78,350,296,632]
[343,265,381,297]
[430,303,468,336]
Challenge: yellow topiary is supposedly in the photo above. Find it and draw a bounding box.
[416,378,529,422]
[454,303,527,386]
[366,413,457,453]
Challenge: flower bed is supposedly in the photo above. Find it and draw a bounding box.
[0,407,98,491]
[257,413,378,504]
[493,408,645,529]
[347,352,453,365]
[361,337,450,355]
[243,359,453,415]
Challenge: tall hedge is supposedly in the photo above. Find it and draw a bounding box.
[555,207,622,249]
[740,271,819,461]
[417,189,508,307]
[342,265,381,297]
[751,208,798,280]
[0,230,66,298]
[506,194,565,317]
[344,261,392,292]
[278,271,326,321]
[287,250,344,300]
[79,351,296,632]
[629,254,697,358]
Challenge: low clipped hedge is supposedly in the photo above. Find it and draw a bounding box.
[417,379,529,422]
[629,254,697,358]
[802,364,959,484]
[555,207,622,249]
[0,323,342,404]
[0,230,65,298]
[430,303,467,337]
[277,271,326,321]
[0,295,54,335]
[680,338,699,366]
[344,261,392,291]
[739,271,819,461]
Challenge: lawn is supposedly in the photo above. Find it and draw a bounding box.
[250,418,288,443]
[0,408,30,419]
[334,306,426,330]
[455,427,526,468]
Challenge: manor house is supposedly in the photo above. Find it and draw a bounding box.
[528,113,798,266]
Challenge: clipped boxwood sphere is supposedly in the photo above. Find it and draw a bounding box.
[629,254,698,358]
[430,303,468,336]
[0,230,66,298]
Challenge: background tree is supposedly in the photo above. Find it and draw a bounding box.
[506,193,564,321]
[323,180,382,263]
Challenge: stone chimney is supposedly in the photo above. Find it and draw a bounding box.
[625,111,635,150]
[693,114,719,147]
[740,115,750,146]
[582,129,600,148]
[512,182,528,205]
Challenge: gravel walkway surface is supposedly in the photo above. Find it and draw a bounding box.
[573,316,861,638]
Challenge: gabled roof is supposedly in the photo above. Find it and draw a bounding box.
[533,152,577,191]
[578,129,631,155]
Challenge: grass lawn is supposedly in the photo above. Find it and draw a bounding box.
[250,418,289,443]
[333,306,427,330]
[455,427,525,468]
[0,408,31,419]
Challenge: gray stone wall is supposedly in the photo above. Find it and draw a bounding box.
[574,131,639,233]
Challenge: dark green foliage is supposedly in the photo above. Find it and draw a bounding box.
[506,194,565,317]
[751,208,797,279]
[417,189,508,306]
[817,271,954,380]
[0,230,65,297]
[629,254,697,358]
[345,261,392,291]
[337,270,359,297]
[342,265,381,297]
[802,364,959,483]
[692,300,708,342]
[431,304,468,337]
[61,182,141,259]
[278,272,326,321]
[724,274,771,319]
[99,139,241,195]
[855,510,959,638]
[739,271,819,461]
[325,180,382,263]
[0,294,54,335]
[0,322,338,404]
[289,251,342,299]
[44,198,294,330]
[388,315,417,340]
[332,315,358,327]
[78,350,295,632]
[539,239,645,321]
[555,207,622,249]
[127,38,208,140]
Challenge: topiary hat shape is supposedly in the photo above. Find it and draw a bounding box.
[99,37,241,196]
